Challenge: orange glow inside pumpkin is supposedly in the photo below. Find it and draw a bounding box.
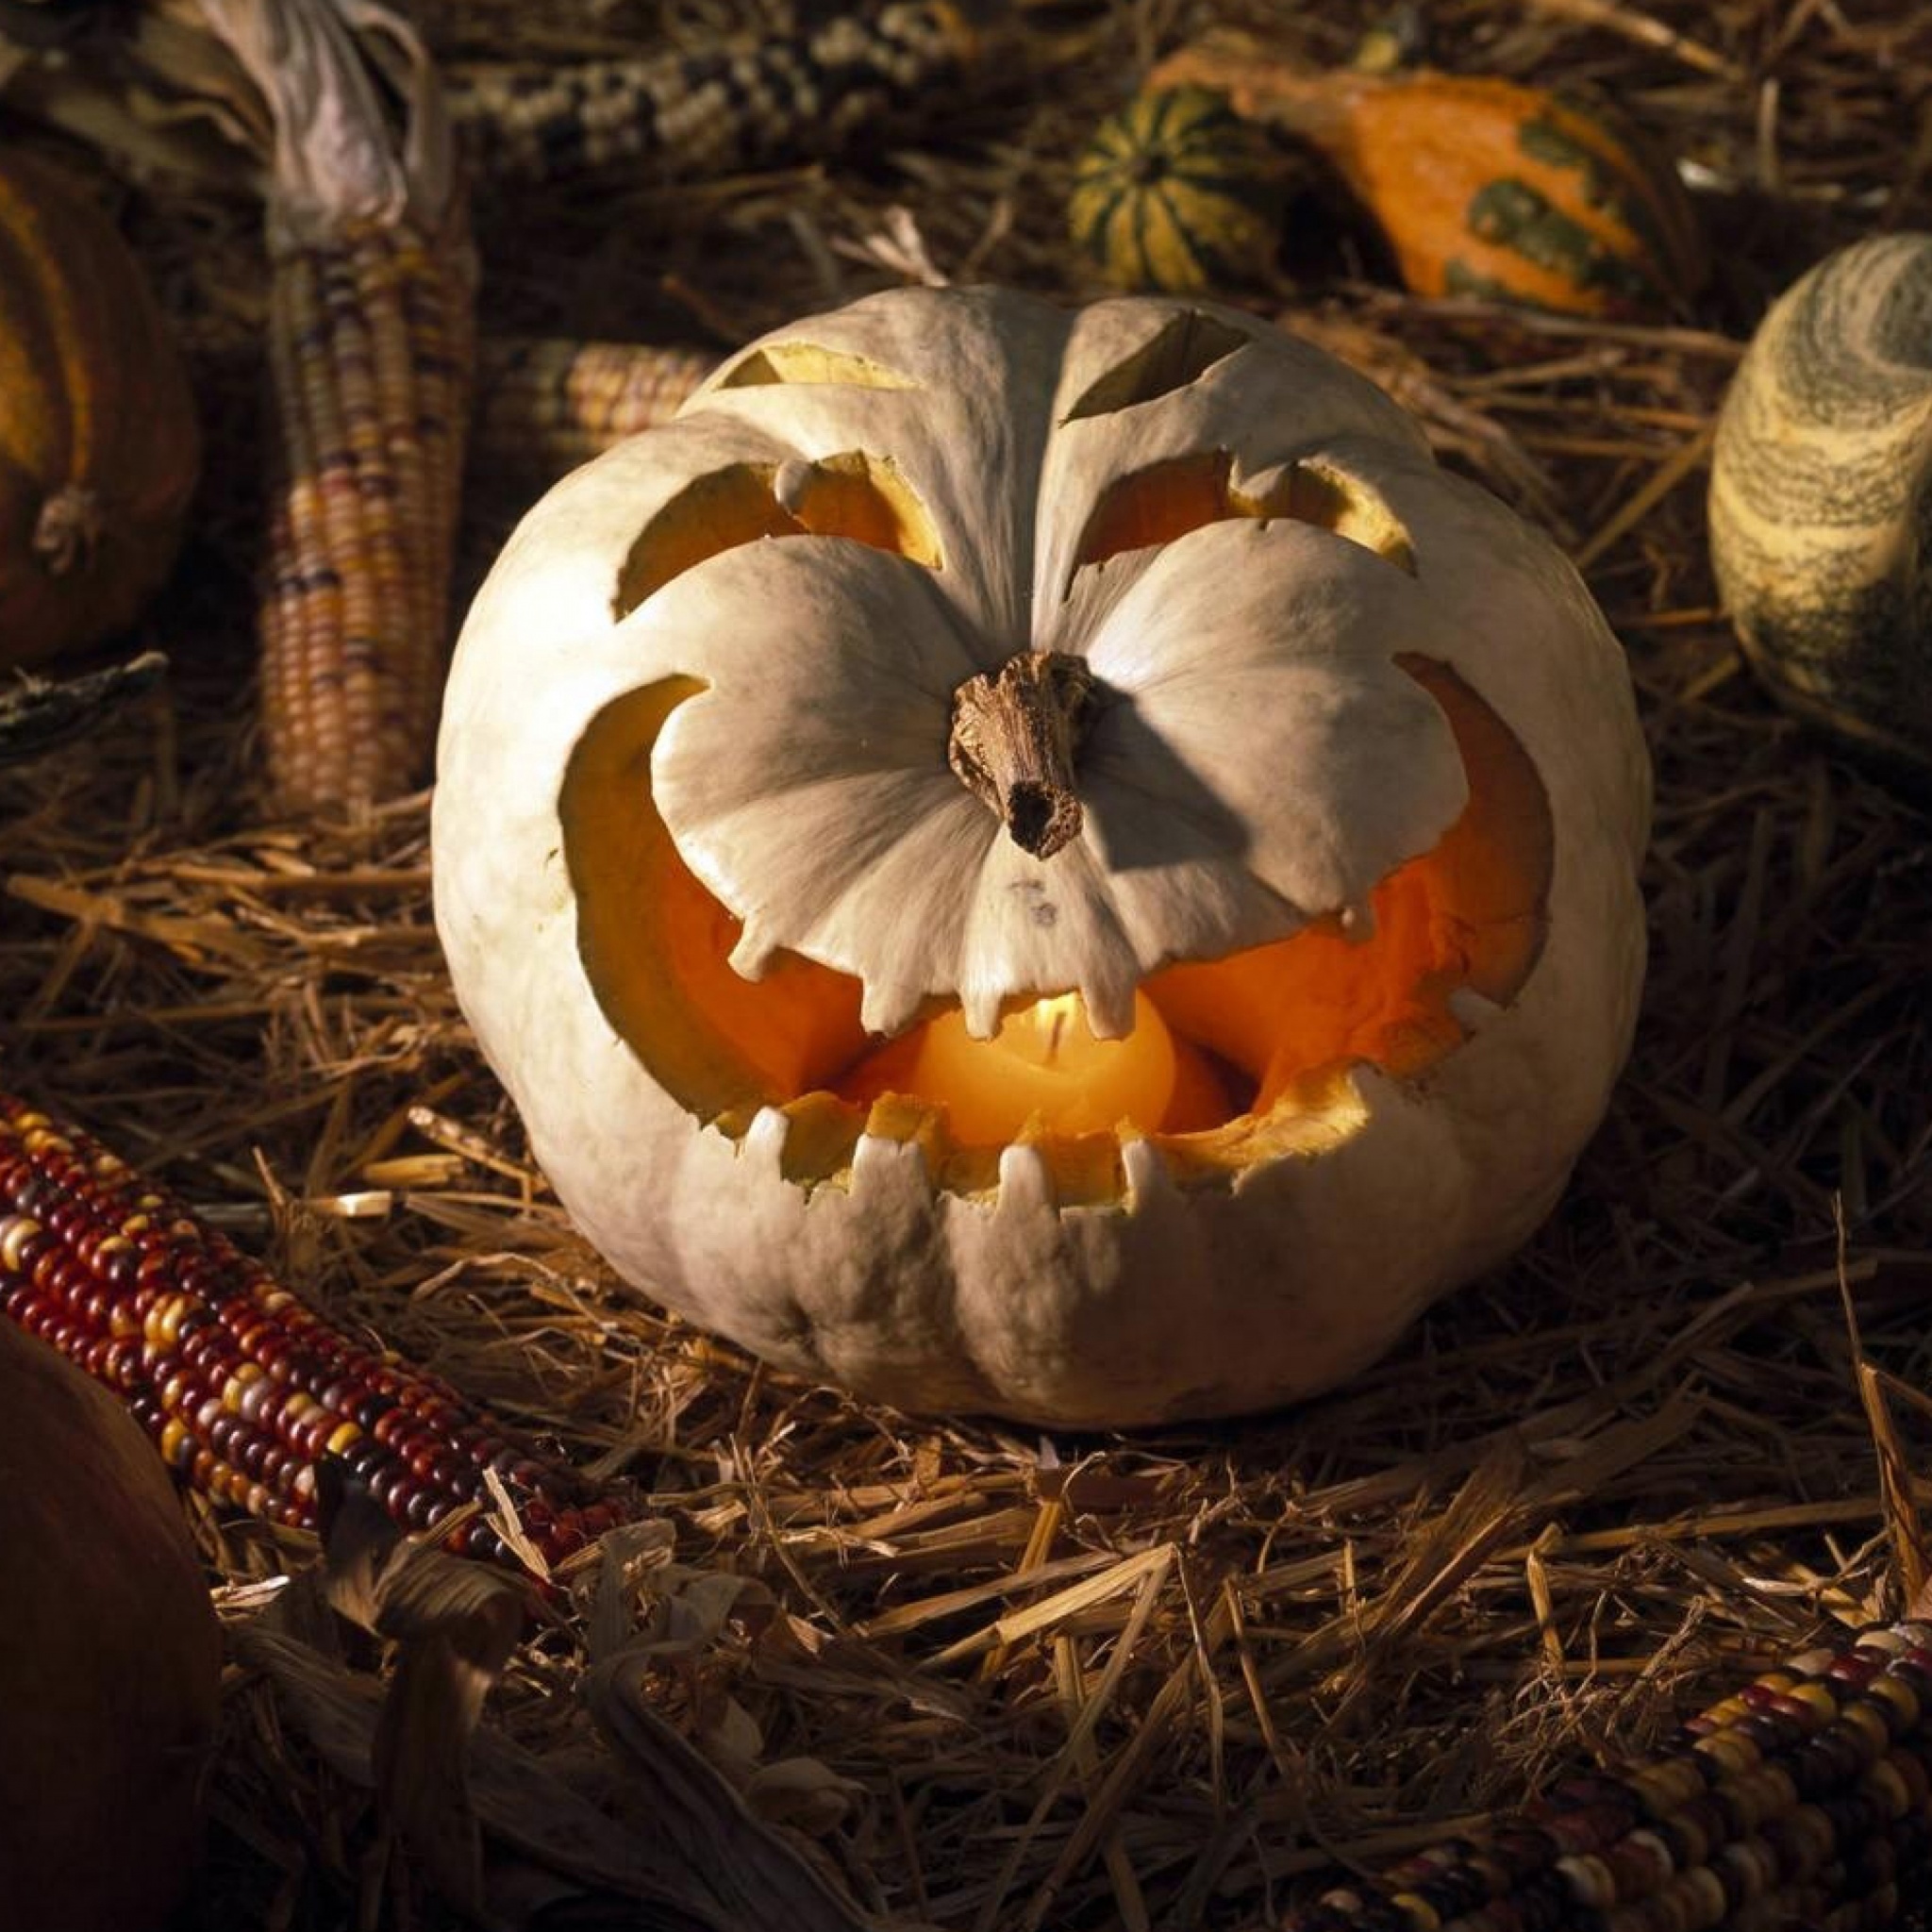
[560,653,1552,1202]
[895,991,1178,1143]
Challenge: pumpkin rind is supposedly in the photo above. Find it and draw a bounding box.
[433,286,1650,1427]
[1069,86,1286,294]
[0,1320,222,1930]
[1707,232,1932,782]
[0,151,200,671]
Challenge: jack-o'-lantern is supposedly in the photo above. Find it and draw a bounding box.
[433,288,1650,1427]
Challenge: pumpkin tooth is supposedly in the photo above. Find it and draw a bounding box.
[444,1,984,184]
[260,217,474,816]
[0,1089,625,1575]
[472,336,717,478]
[1446,985,1505,1031]
[1118,1136,1170,1201]
[1286,1617,1932,1930]
[994,1140,1056,1210]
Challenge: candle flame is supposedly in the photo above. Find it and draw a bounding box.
[1019,991,1083,1067]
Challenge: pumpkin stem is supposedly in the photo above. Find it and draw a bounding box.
[32,487,105,577]
[947,651,1096,860]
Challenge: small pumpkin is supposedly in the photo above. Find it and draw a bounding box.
[0,148,200,671]
[1707,232,1932,785]
[1,1317,223,1930]
[433,287,1650,1428]
[1150,36,1705,319]
[1069,85,1288,293]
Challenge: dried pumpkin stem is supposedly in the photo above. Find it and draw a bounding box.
[947,650,1095,859]
[30,485,104,575]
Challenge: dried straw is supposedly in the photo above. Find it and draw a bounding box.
[3,0,1932,1926]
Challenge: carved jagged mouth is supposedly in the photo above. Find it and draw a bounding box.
[559,651,1551,1206]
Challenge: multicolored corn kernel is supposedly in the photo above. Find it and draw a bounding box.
[260,217,475,817]
[447,0,983,182]
[474,336,717,475]
[0,1090,625,1576]
[1283,1621,1932,1929]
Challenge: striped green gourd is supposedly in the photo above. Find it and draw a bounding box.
[1068,85,1286,294]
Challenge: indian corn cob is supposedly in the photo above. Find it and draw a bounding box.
[1286,1619,1932,1931]
[474,336,717,477]
[259,216,472,817]
[196,0,475,818]
[447,0,986,183]
[0,1089,626,1574]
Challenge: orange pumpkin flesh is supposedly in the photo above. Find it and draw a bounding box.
[564,637,1551,1207]
[0,151,200,671]
[0,1320,222,1931]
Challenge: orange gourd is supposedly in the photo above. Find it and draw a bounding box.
[0,150,200,670]
[1152,39,1706,320]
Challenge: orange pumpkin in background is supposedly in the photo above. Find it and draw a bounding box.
[0,149,200,670]
[0,1316,222,1930]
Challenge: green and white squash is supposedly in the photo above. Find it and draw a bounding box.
[1069,86,1286,294]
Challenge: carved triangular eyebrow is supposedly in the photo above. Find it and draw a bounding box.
[615,452,941,617]
[1060,309,1256,422]
[1068,449,1417,587]
[713,342,918,390]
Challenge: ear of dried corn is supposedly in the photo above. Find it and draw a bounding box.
[195,0,475,819]
[473,336,716,477]
[0,1088,625,1576]
[1285,1618,1932,1931]
[448,0,989,183]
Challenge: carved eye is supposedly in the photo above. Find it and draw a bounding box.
[614,451,942,617]
[1071,449,1416,582]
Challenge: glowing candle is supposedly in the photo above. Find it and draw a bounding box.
[906,990,1178,1144]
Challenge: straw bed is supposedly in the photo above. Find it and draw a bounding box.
[3,0,1931,1927]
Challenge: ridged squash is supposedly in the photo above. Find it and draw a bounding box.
[433,287,1651,1427]
[1708,233,1932,784]
[1069,85,1286,293]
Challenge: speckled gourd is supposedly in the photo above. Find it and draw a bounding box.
[1708,232,1932,779]
[1147,37,1705,320]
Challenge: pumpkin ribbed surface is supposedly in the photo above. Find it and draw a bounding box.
[434,287,1650,1427]
[0,150,200,671]
[1069,86,1284,293]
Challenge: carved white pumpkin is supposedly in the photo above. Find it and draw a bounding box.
[433,288,1650,1426]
